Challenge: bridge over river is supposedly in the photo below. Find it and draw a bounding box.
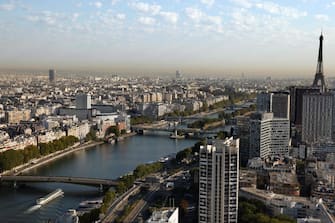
[132,124,221,135]
[0,175,118,188]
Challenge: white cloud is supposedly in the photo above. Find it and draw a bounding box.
[91,1,103,8]
[138,16,156,25]
[185,7,223,33]
[327,1,335,8]
[230,1,307,18]
[185,8,203,23]
[26,15,39,22]
[111,0,120,5]
[0,3,15,11]
[230,0,252,8]
[315,14,329,22]
[207,16,222,27]
[26,11,69,27]
[160,11,178,24]
[116,13,126,20]
[231,8,257,31]
[72,13,80,21]
[131,2,161,15]
[255,2,307,18]
[200,0,215,7]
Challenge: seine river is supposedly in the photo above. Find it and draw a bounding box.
[0,135,198,223]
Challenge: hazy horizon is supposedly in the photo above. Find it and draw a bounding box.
[1,0,335,77]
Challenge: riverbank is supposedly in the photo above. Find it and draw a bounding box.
[2,141,104,176]
[203,120,225,130]
[5,132,139,176]
[116,132,137,142]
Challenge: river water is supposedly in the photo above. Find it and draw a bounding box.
[0,135,198,223]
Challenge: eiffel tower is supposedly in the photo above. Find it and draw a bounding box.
[312,33,326,92]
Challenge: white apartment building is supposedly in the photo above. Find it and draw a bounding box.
[250,112,290,158]
[146,208,178,223]
[199,137,239,223]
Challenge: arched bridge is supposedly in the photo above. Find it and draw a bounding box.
[0,175,118,188]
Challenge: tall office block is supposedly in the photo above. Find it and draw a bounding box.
[257,92,290,119]
[289,86,320,125]
[272,92,290,119]
[49,69,55,82]
[199,137,239,223]
[76,93,92,109]
[302,93,333,144]
[256,92,272,112]
[250,112,290,159]
[236,116,250,167]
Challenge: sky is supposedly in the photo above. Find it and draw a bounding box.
[1,0,335,77]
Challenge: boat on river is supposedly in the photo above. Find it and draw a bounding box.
[36,188,64,206]
[169,133,185,139]
[170,129,185,139]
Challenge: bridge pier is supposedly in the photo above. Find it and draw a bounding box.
[13,181,17,189]
[99,184,103,192]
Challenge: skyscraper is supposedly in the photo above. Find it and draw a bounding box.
[289,86,320,125]
[49,69,55,82]
[256,92,290,119]
[199,137,239,223]
[256,92,271,112]
[271,92,290,119]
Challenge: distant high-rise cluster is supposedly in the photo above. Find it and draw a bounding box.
[49,69,55,82]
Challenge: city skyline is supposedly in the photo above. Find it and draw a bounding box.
[1,0,335,77]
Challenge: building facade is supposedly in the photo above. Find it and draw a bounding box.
[271,92,290,119]
[5,109,31,124]
[199,137,239,223]
[76,93,92,109]
[290,87,321,126]
[256,92,290,119]
[302,93,333,144]
[249,112,290,159]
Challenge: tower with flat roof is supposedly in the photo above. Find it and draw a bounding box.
[49,69,55,82]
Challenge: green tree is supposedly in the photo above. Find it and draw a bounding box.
[105,126,120,137]
[85,129,97,141]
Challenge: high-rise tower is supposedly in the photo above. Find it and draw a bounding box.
[199,137,239,223]
[312,33,326,92]
[49,69,55,82]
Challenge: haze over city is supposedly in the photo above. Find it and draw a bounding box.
[1,0,335,77]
